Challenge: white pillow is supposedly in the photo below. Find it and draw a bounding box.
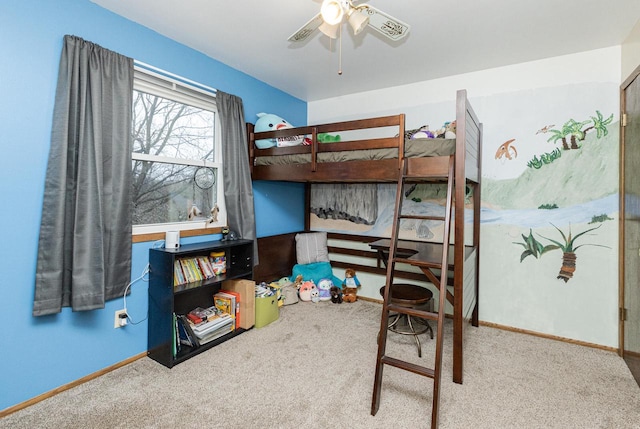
[295,232,330,265]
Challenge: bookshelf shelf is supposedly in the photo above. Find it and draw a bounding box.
[147,239,253,368]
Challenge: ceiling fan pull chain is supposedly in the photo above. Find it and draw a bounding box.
[338,24,343,75]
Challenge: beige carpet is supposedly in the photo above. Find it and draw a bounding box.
[3,300,640,429]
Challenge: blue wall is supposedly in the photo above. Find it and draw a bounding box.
[0,0,306,411]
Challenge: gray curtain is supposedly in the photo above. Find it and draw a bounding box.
[33,35,134,316]
[217,91,258,265]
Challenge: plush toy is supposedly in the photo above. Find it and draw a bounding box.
[281,283,299,305]
[317,278,333,301]
[410,125,436,139]
[317,133,341,143]
[298,280,317,302]
[342,268,361,303]
[269,277,298,307]
[254,113,310,149]
[188,203,203,220]
[436,120,457,139]
[330,286,343,304]
[207,204,219,224]
[310,287,320,303]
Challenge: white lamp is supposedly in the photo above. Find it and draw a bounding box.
[319,21,340,39]
[348,9,369,35]
[321,0,345,26]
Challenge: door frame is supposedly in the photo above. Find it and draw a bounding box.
[620,63,640,358]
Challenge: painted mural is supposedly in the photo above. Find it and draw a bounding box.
[502,111,616,282]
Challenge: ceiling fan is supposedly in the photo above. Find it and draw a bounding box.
[288,0,410,43]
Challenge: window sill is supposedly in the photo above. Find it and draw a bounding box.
[132,226,224,243]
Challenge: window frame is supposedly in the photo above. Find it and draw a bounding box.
[131,66,226,237]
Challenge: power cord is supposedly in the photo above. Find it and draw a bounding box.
[122,263,150,325]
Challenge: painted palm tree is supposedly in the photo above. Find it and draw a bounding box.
[546,128,570,150]
[562,119,590,149]
[546,111,613,151]
[586,111,614,138]
[538,223,607,283]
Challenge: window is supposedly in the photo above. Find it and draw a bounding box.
[131,67,225,235]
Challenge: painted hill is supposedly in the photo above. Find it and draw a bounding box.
[482,123,619,210]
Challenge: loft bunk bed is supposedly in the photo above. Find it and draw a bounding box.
[247,89,482,386]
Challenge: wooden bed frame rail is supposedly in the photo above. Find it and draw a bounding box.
[247,114,406,182]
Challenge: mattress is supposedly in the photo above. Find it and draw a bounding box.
[254,138,456,166]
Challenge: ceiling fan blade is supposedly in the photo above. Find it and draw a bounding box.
[363,5,410,41]
[288,13,323,43]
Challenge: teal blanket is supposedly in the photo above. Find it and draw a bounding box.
[291,262,342,287]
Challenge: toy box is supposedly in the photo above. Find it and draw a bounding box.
[254,294,279,328]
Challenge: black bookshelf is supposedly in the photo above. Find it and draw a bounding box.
[147,239,253,368]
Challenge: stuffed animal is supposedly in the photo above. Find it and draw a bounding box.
[188,203,203,220]
[310,287,320,303]
[317,133,341,143]
[410,125,435,139]
[436,120,457,139]
[330,286,343,304]
[317,278,333,301]
[207,204,219,224]
[298,280,317,302]
[342,268,361,303]
[281,283,299,305]
[254,113,310,149]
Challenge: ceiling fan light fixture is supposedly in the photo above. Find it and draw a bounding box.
[321,0,345,25]
[348,9,369,35]
[319,21,340,39]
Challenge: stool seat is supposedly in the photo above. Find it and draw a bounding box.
[381,283,433,306]
[379,284,434,357]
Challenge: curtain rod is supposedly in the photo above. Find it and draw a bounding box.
[133,60,217,94]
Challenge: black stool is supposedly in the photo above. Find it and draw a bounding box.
[379,284,434,357]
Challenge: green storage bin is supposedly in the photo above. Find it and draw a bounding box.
[255,294,279,328]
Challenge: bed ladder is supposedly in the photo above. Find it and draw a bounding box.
[371,155,455,428]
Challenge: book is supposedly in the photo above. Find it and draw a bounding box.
[191,313,232,338]
[187,258,203,281]
[176,316,194,348]
[197,322,234,345]
[214,293,236,330]
[172,313,179,357]
[196,256,214,279]
[178,315,200,347]
[219,289,241,330]
[179,258,195,283]
[174,260,186,286]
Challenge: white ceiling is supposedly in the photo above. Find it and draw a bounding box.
[91,0,640,102]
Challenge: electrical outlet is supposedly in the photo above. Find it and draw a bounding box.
[114,309,128,328]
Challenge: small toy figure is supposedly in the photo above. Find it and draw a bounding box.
[188,203,202,220]
[330,286,343,304]
[317,278,333,301]
[342,268,360,303]
[310,287,320,303]
[208,204,219,223]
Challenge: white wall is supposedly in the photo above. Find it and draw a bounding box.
[309,47,622,347]
[622,19,640,81]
